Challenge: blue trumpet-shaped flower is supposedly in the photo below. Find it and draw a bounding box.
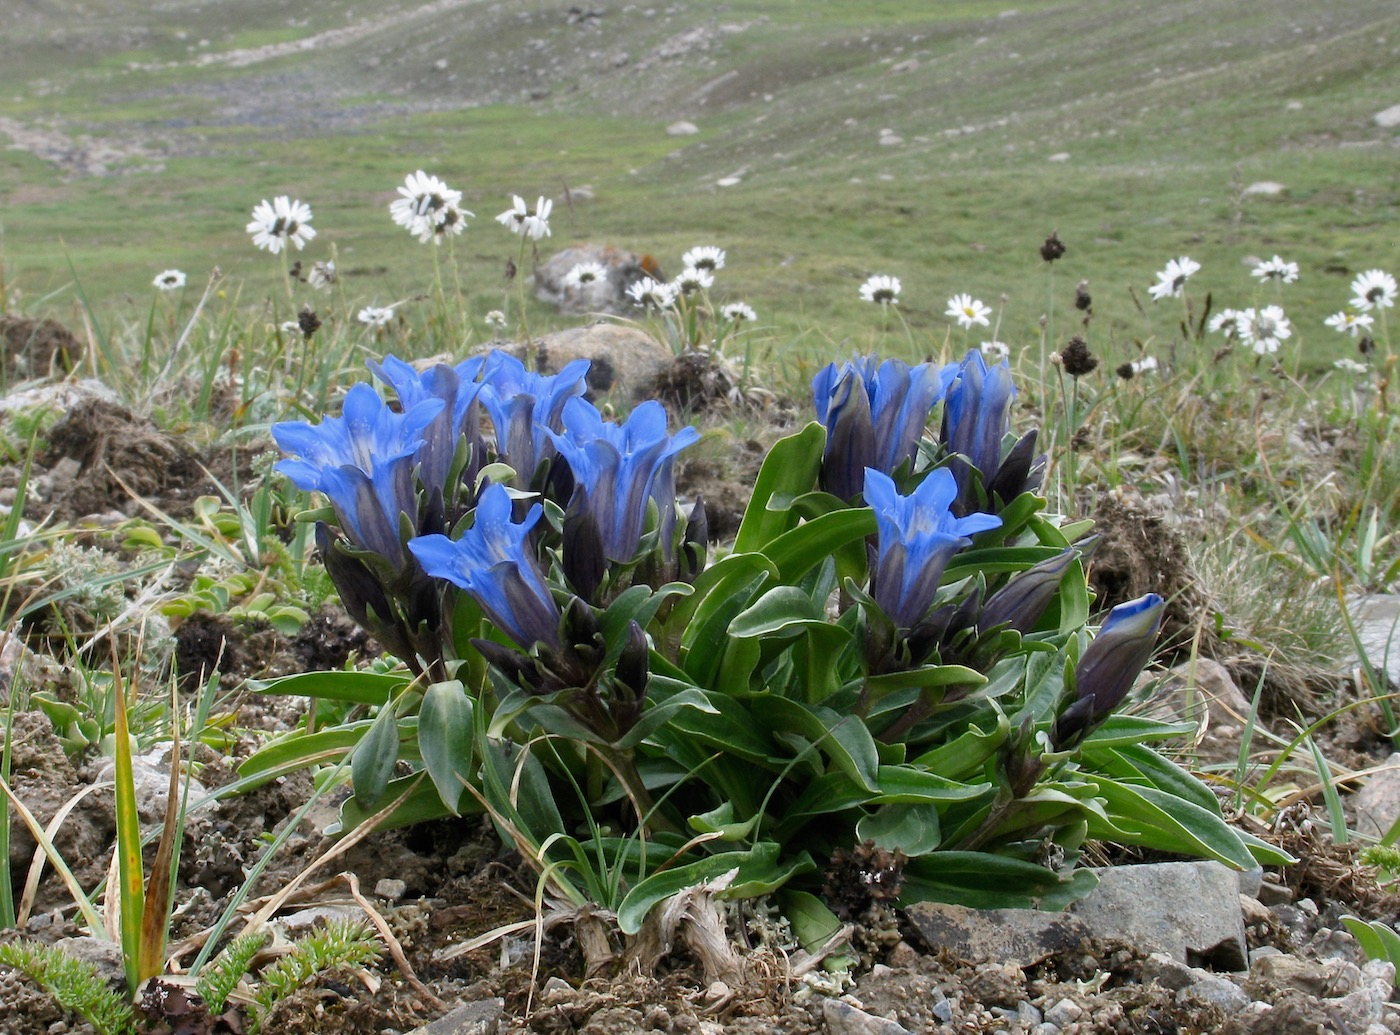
[407,482,561,651]
[549,397,701,567]
[864,467,1002,631]
[368,354,490,496]
[940,350,1044,514]
[1052,593,1165,749]
[273,382,444,564]
[813,356,958,501]
[477,352,591,484]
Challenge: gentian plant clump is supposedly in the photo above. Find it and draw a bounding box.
[252,346,1286,944]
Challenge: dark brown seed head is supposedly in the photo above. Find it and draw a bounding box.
[1040,231,1067,263]
[1062,335,1098,378]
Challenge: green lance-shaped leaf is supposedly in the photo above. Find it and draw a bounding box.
[418,680,475,814]
[733,422,826,554]
[351,703,402,809]
[617,842,815,935]
[246,670,411,705]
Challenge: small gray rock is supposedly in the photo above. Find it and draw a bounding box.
[903,902,1092,967]
[666,120,699,136]
[1375,103,1400,128]
[375,878,408,901]
[1142,952,1195,991]
[1043,998,1082,1027]
[408,998,505,1035]
[1256,875,1293,906]
[1179,969,1250,1012]
[822,998,912,1035]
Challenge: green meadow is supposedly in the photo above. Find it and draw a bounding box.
[0,0,1396,372]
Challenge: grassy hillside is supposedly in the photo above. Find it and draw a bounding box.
[1,0,1397,372]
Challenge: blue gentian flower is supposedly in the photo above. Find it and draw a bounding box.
[549,397,701,566]
[864,467,1002,630]
[813,356,958,501]
[273,382,443,564]
[477,352,591,484]
[407,482,561,651]
[367,354,489,495]
[940,350,1043,514]
[1052,593,1166,749]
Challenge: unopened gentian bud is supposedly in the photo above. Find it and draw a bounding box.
[985,429,1046,505]
[562,498,606,603]
[978,540,1098,637]
[1052,593,1165,749]
[679,496,708,583]
[615,620,650,700]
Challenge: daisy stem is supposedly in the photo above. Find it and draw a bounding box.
[892,305,917,358]
[448,236,466,336]
[431,240,446,336]
[514,237,535,369]
[279,247,294,308]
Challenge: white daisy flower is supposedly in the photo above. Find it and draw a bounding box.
[722,302,756,323]
[682,246,726,272]
[152,269,186,291]
[674,267,714,295]
[496,194,552,240]
[979,340,1010,361]
[390,171,472,244]
[308,260,337,290]
[1147,256,1200,301]
[1208,308,1246,339]
[1324,311,1374,337]
[564,261,608,289]
[1240,305,1291,354]
[1334,358,1369,375]
[484,309,507,329]
[1351,269,1397,311]
[1131,356,1159,375]
[357,305,395,328]
[1250,255,1299,284]
[246,196,316,254]
[859,275,901,305]
[626,276,678,310]
[945,293,992,329]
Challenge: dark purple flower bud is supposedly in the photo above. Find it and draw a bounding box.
[904,584,982,667]
[615,620,650,702]
[978,542,1088,637]
[562,496,607,603]
[315,523,411,660]
[985,429,1046,505]
[679,496,708,584]
[1052,593,1165,749]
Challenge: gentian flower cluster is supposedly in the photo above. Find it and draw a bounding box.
[274,350,704,734]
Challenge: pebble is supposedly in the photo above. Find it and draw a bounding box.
[375,878,408,900]
[1178,970,1250,1012]
[1043,998,1082,1027]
